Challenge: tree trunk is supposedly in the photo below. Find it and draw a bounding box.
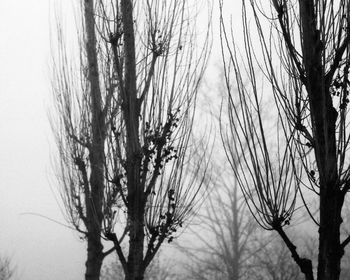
[84,0,105,279]
[125,204,146,280]
[121,0,145,279]
[317,188,344,280]
[85,232,104,280]
[299,1,343,279]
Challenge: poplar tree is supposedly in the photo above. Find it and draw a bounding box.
[51,1,210,279]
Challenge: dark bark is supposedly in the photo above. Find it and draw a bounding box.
[121,1,145,279]
[125,205,146,280]
[275,227,314,280]
[298,1,343,280]
[85,232,104,280]
[317,188,344,280]
[83,0,105,279]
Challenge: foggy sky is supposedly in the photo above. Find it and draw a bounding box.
[0,1,85,279]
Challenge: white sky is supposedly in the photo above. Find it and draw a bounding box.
[0,1,85,279]
[0,1,241,279]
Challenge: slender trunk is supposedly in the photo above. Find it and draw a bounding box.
[276,227,314,280]
[318,188,344,280]
[125,205,146,280]
[121,1,145,279]
[85,232,104,280]
[84,0,105,279]
[299,1,342,279]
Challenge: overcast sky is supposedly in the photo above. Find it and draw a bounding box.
[0,1,86,279]
[0,1,242,279]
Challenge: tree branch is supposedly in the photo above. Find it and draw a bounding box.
[104,231,127,272]
[275,226,314,280]
[326,35,350,86]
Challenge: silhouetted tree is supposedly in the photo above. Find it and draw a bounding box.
[251,236,302,280]
[220,0,350,280]
[51,1,211,279]
[181,164,301,280]
[180,167,258,280]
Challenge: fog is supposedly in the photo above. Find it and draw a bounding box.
[0,1,85,279]
[0,1,241,279]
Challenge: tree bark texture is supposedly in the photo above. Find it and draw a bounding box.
[85,231,104,280]
[121,1,146,279]
[299,1,344,280]
[84,0,105,279]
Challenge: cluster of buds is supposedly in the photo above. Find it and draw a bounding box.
[330,67,350,110]
[148,189,182,246]
[141,111,179,177]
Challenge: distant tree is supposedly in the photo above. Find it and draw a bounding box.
[101,251,178,280]
[181,163,301,280]
[219,0,350,280]
[251,236,302,280]
[51,1,211,280]
[0,255,15,280]
[180,167,258,280]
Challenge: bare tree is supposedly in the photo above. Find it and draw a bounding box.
[51,1,211,280]
[251,236,302,280]
[181,163,301,280]
[180,167,258,280]
[219,0,350,280]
